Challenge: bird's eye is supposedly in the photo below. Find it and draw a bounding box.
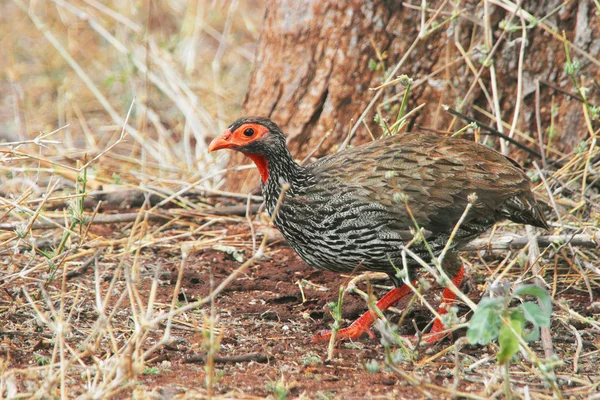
[243,128,255,137]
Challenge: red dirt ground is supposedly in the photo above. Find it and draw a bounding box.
[2,217,599,399]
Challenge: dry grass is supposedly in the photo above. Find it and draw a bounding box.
[0,0,599,399]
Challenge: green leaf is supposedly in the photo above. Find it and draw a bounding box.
[519,302,549,342]
[467,297,504,345]
[514,285,552,315]
[368,59,378,71]
[520,302,550,328]
[497,311,525,364]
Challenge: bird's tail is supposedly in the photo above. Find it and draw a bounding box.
[501,193,550,230]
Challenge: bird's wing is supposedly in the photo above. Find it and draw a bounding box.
[304,133,533,234]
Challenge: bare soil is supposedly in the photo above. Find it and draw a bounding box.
[1,216,599,399]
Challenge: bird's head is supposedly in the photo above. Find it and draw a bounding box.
[208,117,287,183]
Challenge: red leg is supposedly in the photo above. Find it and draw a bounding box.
[311,283,414,343]
[424,264,465,344]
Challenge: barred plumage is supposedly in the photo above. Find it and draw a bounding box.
[209,116,549,342]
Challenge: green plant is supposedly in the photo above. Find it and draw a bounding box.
[467,284,553,399]
[265,376,289,400]
[142,367,159,375]
[325,284,345,360]
[301,352,322,366]
[467,284,551,363]
[34,353,51,366]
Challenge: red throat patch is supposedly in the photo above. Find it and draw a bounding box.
[243,153,269,183]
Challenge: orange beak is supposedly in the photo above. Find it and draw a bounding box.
[208,129,234,152]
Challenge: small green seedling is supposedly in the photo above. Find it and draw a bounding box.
[467,284,552,365]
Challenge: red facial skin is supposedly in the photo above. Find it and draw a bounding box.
[208,123,271,183]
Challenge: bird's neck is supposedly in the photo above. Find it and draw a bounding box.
[254,148,312,215]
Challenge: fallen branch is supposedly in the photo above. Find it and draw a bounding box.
[0,212,169,231]
[462,233,597,251]
[183,352,269,364]
[0,205,261,231]
[265,230,598,251]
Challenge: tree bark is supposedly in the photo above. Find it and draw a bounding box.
[224,0,600,192]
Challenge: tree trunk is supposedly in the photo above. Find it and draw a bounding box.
[225,0,600,192]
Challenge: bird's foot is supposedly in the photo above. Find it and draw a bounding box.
[420,323,450,345]
[311,319,376,343]
[311,319,451,344]
[311,284,415,343]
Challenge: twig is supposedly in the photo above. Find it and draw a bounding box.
[66,248,105,279]
[444,106,542,158]
[507,13,527,144]
[534,162,594,302]
[568,324,583,374]
[79,99,133,171]
[534,81,548,168]
[0,212,168,231]
[526,225,554,359]
[539,80,584,103]
[301,130,332,165]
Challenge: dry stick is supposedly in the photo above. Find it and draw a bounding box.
[24,178,60,236]
[184,352,268,365]
[507,12,527,144]
[534,81,548,169]
[196,187,262,202]
[79,201,102,246]
[79,99,134,172]
[0,205,259,231]
[148,166,260,211]
[246,193,257,254]
[81,0,142,31]
[453,338,468,393]
[471,104,568,161]
[131,200,151,280]
[301,129,332,165]
[453,34,494,112]
[401,245,477,313]
[526,225,554,359]
[66,248,106,279]
[579,81,598,200]
[0,188,33,235]
[0,212,168,231]
[485,0,509,155]
[0,125,66,148]
[338,119,356,152]
[444,106,542,158]
[461,233,597,251]
[0,148,99,187]
[211,0,239,128]
[539,80,584,103]
[375,55,463,93]
[568,324,583,374]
